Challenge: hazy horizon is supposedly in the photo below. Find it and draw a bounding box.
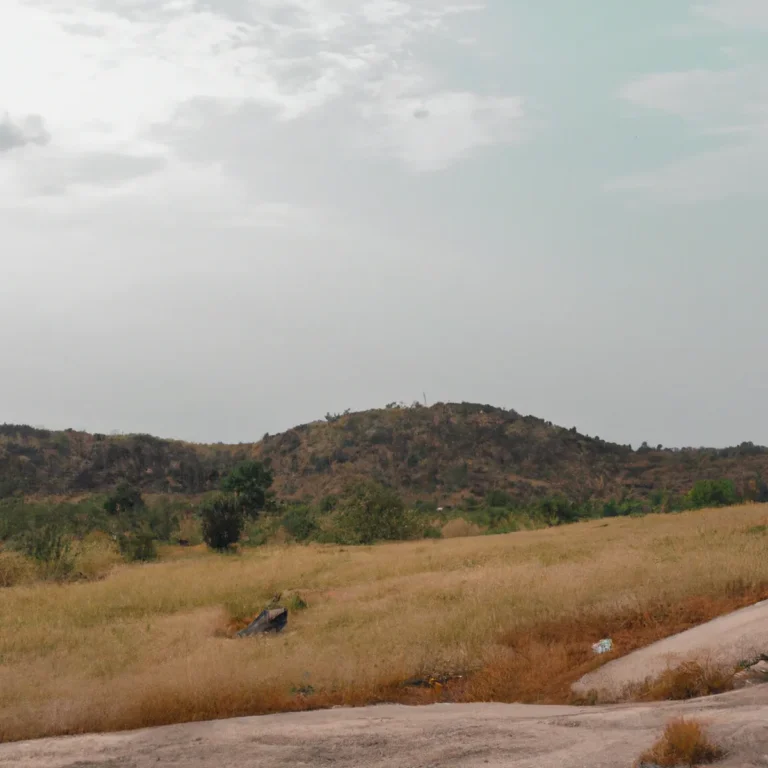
[3,1,768,449]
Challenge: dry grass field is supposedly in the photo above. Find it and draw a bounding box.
[2,504,768,743]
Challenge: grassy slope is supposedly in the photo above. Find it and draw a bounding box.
[4,403,768,504]
[2,502,768,741]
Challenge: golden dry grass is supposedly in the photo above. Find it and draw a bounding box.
[440,518,484,538]
[2,504,768,742]
[0,551,36,588]
[637,718,724,766]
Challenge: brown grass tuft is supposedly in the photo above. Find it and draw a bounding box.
[634,659,735,702]
[637,718,724,766]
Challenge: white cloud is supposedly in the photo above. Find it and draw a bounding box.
[694,0,768,29]
[619,68,767,126]
[360,71,526,171]
[607,138,768,204]
[0,0,526,207]
[610,1,768,206]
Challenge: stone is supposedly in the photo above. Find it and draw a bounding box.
[237,607,288,637]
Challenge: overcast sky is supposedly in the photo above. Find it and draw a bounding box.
[2,1,767,448]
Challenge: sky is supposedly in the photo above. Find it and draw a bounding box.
[1,0,768,448]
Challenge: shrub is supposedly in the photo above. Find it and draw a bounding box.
[335,481,419,544]
[104,483,145,517]
[637,718,724,766]
[281,506,317,542]
[145,498,180,542]
[535,496,585,525]
[486,489,512,508]
[686,480,738,509]
[0,497,27,541]
[636,660,734,701]
[201,494,244,551]
[318,494,338,513]
[117,528,158,562]
[17,517,76,581]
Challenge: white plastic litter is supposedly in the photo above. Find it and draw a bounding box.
[591,638,613,655]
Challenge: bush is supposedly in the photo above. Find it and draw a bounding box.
[104,483,145,517]
[535,496,584,525]
[636,660,734,701]
[117,528,158,562]
[486,489,512,508]
[335,481,419,544]
[281,506,317,542]
[0,497,27,541]
[686,479,738,509]
[16,516,76,581]
[145,498,181,542]
[637,718,724,767]
[318,494,338,513]
[201,494,244,551]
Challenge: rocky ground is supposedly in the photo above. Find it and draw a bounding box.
[2,686,768,768]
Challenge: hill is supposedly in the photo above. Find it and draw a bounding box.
[2,402,768,503]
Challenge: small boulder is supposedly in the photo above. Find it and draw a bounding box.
[237,607,288,637]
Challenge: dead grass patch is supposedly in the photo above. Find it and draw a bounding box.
[632,659,735,702]
[461,588,767,705]
[0,551,36,588]
[637,718,724,766]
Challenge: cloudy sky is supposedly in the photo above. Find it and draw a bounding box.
[2,0,767,448]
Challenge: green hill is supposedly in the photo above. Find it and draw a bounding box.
[2,402,767,504]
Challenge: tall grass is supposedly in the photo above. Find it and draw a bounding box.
[1,504,767,742]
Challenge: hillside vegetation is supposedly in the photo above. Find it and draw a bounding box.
[3,402,768,504]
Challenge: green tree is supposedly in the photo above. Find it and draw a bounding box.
[104,483,158,561]
[145,498,180,542]
[220,460,274,517]
[336,481,419,544]
[201,494,244,551]
[686,479,738,509]
[104,483,145,518]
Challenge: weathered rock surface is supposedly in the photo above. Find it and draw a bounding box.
[3,688,768,768]
[236,607,288,637]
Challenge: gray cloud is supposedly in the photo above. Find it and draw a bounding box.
[0,113,50,153]
[68,152,167,187]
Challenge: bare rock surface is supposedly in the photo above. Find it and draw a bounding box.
[3,687,768,768]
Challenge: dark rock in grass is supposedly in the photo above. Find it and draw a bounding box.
[237,607,288,637]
